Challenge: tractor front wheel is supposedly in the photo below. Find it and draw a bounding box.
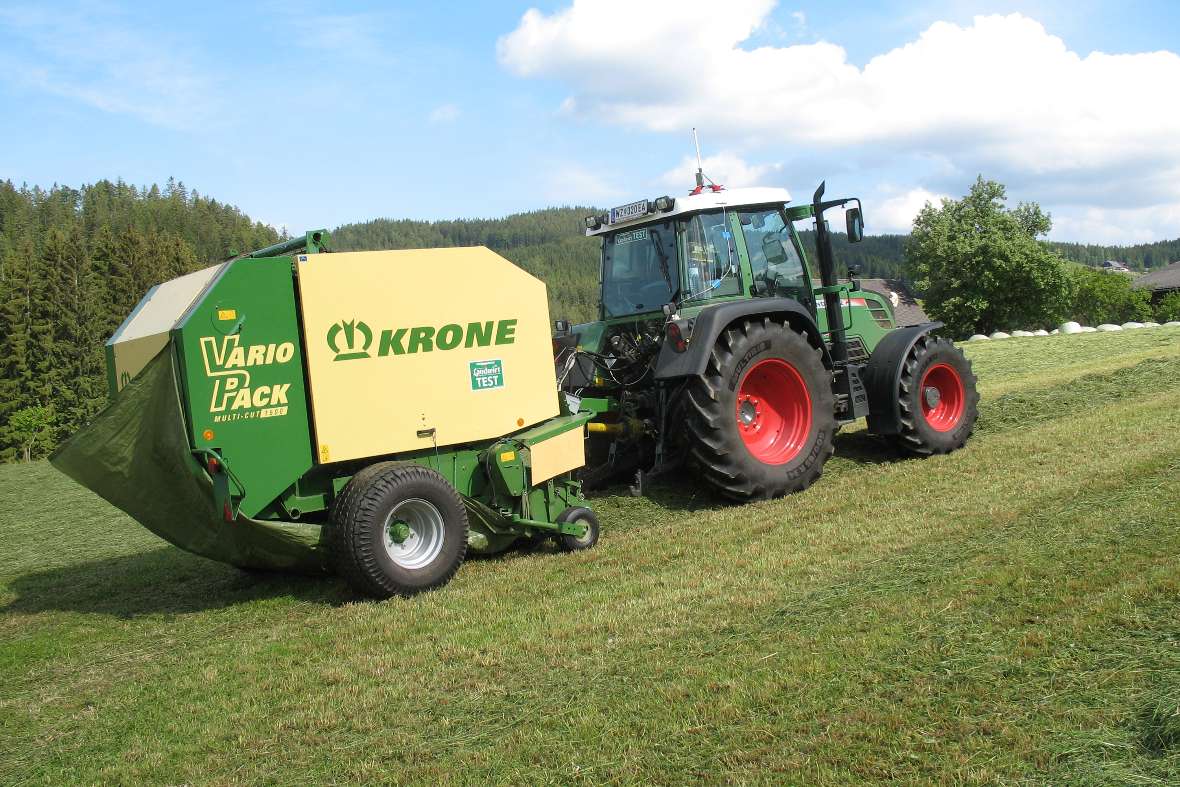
[331,464,468,598]
[685,318,836,501]
[895,336,979,455]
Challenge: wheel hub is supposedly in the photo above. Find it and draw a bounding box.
[387,519,411,544]
[923,385,941,410]
[738,397,760,429]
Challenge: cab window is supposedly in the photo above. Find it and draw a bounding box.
[680,210,743,304]
[739,208,810,302]
[601,222,677,318]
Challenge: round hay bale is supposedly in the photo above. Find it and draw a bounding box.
[1097,324,1122,332]
[968,334,990,341]
[1033,329,1049,336]
[1081,326,1098,332]
[1166,321,1180,328]
[1050,329,1060,335]
[989,331,1011,339]
[1058,321,1083,334]
[1121,322,1145,329]
[1011,330,1034,337]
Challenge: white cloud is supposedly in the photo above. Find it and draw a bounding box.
[873,188,949,234]
[499,3,1180,238]
[657,151,782,191]
[429,103,461,124]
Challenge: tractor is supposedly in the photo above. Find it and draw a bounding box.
[554,179,979,500]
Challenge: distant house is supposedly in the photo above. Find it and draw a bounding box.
[859,279,929,326]
[1101,260,1132,274]
[1131,260,1180,299]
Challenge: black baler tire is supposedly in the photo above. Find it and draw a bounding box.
[684,317,836,501]
[894,336,980,455]
[556,507,600,552]
[331,464,468,598]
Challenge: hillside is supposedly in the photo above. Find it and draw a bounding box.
[3,327,1179,783]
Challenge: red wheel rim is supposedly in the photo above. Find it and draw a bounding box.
[919,363,965,432]
[735,358,813,465]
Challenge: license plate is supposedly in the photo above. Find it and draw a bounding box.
[610,199,650,224]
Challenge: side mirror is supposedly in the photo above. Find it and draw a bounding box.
[845,207,864,243]
[554,319,571,335]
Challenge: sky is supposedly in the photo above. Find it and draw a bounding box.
[1,0,1178,245]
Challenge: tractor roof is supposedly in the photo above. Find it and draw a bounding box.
[586,186,793,237]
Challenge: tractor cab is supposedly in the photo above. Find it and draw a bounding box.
[580,186,896,360]
[585,188,812,320]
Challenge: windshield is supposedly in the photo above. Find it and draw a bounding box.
[739,208,810,302]
[601,222,677,317]
[681,210,743,304]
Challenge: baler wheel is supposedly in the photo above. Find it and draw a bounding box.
[555,507,600,552]
[331,464,468,598]
[894,336,979,455]
[684,318,836,501]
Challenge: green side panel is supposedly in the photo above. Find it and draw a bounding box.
[50,347,328,572]
[175,256,314,518]
[814,288,897,355]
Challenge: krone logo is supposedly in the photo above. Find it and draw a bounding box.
[327,319,373,361]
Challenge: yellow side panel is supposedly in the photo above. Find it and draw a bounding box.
[297,247,559,463]
[528,427,585,485]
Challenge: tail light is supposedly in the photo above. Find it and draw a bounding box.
[206,456,222,475]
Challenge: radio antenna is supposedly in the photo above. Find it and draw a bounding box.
[692,127,705,189]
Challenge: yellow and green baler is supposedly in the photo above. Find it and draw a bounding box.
[51,232,598,597]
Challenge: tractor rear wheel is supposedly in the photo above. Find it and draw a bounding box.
[331,464,468,598]
[685,318,836,501]
[895,335,979,455]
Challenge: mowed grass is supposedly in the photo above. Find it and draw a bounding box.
[2,328,1179,784]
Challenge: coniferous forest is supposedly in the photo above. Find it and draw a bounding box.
[2,178,1178,460]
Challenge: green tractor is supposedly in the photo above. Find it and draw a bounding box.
[555,180,979,499]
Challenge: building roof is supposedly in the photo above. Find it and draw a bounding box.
[859,278,929,326]
[1132,260,1180,292]
[586,187,793,236]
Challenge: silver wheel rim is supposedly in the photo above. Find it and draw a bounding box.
[383,498,446,569]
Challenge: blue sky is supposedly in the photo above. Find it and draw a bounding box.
[1,1,1178,244]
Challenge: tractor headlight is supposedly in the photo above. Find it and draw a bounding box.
[654,195,675,212]
[584,215,601,230]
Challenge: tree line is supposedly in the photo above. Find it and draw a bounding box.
[3,177,1178,461]
[0,179,280,460]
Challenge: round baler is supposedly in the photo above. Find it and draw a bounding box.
[51,233,598,598]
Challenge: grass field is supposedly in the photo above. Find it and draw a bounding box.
[2,328,1179,784]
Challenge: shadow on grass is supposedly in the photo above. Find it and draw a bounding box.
[832,430,909,466]
[2,546,350,619]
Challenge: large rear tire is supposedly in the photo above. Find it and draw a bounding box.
[684,318,836,501]
[331,464,468,598]
[894,335,979,455]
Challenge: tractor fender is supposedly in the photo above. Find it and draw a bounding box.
[654,298,831,380]
[863,321,945,435]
